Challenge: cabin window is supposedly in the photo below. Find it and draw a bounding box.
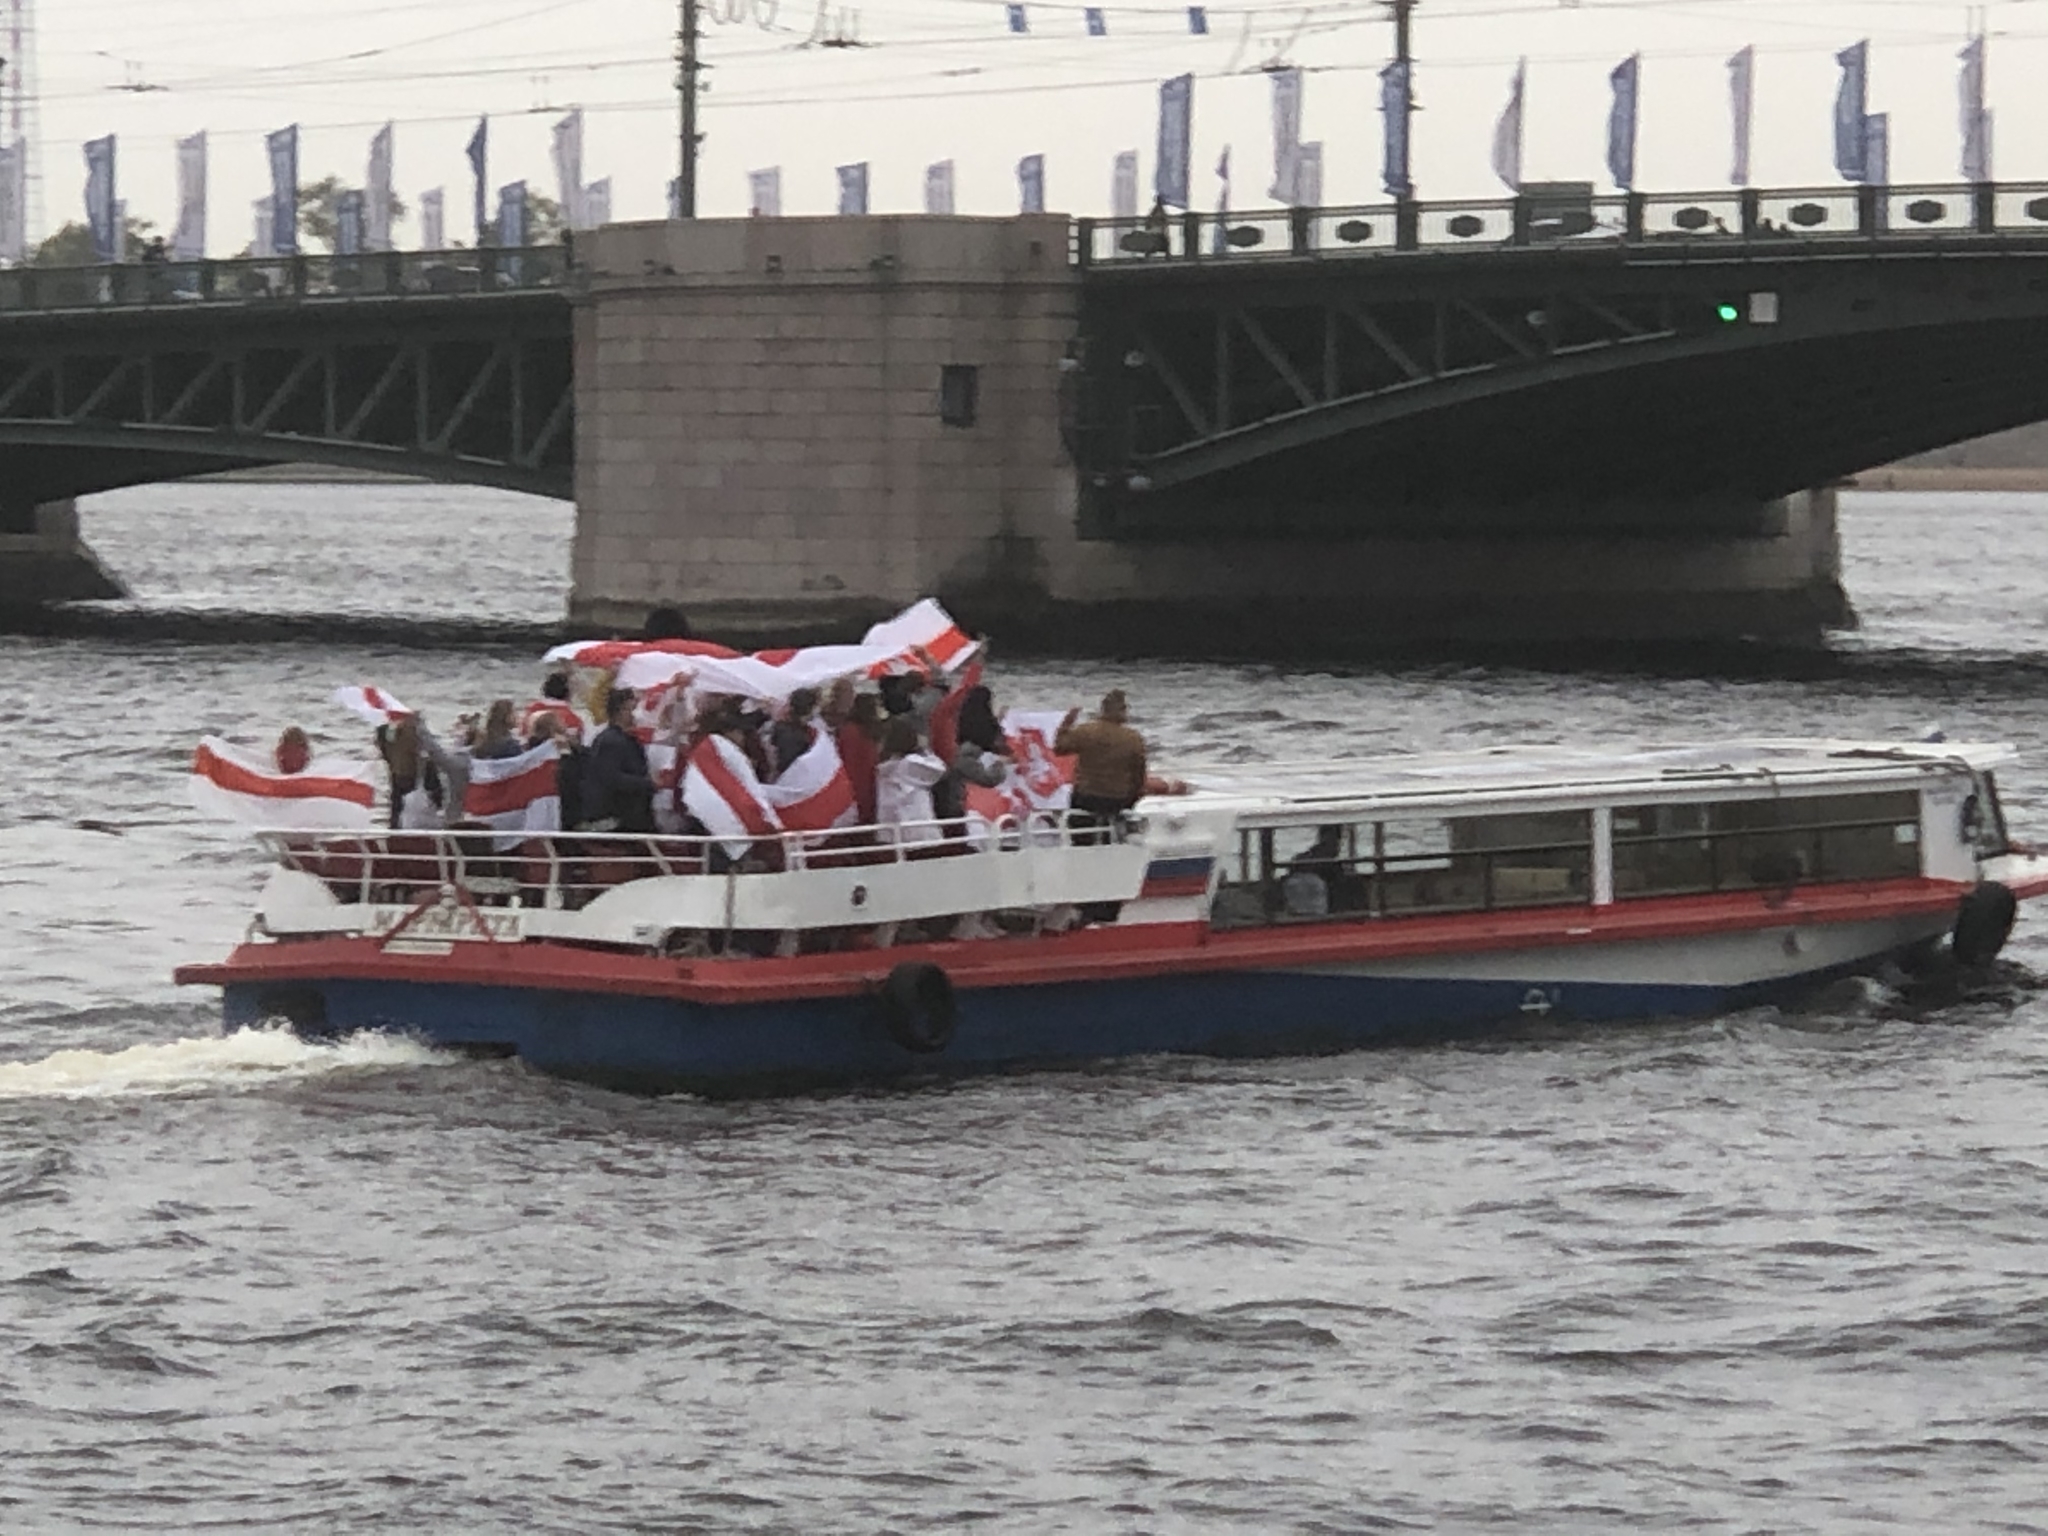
[1209,811,1592,929]
[1611,790,1920,899]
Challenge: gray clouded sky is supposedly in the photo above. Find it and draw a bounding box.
[18,0,2043,249]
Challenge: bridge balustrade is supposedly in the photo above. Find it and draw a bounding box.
[1075,181,2048,268]
[0,246,575,315]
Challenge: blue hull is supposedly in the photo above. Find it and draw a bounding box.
[221,962,1873,1096]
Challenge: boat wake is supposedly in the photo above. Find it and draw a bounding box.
[0,1027,452,1101]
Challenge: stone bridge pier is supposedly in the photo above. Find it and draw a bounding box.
[0,493,125,606]
[570,216,1850,651]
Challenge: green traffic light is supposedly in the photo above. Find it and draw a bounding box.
[1717,303,1741,323]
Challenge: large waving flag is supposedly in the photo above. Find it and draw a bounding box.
[190,738,377,831]
[463,741,561,847]
[683,736,783,857]
[761,728,858,833]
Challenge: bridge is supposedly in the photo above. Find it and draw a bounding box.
[11,187,2048,647]
[0,247,574,535]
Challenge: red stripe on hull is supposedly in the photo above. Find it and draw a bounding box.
[177,878,1974,1006]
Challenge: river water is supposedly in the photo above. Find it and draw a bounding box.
[3,484,2046,1532]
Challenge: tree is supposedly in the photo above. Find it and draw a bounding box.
[32,215,158,266]
[294,175,409,254]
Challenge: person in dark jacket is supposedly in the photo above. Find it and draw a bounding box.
[580,688,655,833]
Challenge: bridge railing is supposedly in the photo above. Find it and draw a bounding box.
[0,246,575,314]
[1075,180,2048,267]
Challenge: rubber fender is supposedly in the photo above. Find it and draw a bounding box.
[876,962,958,1054]
[1952,881,2018,968]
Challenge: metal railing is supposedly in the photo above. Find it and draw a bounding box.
[1076,180,2048,268]
[262,811,1131,912]
[0,246,576,315]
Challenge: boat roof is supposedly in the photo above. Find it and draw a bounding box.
[1160,739,2012,821]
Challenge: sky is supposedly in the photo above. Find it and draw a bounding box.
[11,0,2045,252]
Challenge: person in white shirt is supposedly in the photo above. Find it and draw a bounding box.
[875,717,948,848]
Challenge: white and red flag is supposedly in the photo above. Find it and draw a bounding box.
[682,736,783,858]
[541,636,741,669]
[462,741,562,847]
[331,685,415,726]
[964,710,1076,823]
[761,727,858,834]
[189,737,378,831]
[518,698,585,744]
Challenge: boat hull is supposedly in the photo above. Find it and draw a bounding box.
[209,908,1954,1095]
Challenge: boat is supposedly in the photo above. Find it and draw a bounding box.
[176,739,2048,1095]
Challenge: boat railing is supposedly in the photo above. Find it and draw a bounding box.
[259,810,1134,910]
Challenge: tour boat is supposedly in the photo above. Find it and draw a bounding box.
[175,739,2048,1095]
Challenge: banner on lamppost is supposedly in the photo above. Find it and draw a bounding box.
[1380,59,1412,199]
[1018,153,1045,213]
[1156,73,1192,210]
[1607,54,1639,192]
[498,180,527,248]
[466,117,489,243]
[366,124,394,251]
[1212,145,1230,254]
[1267,66,1302,204]
[266,125,299,256]
[1863,112,1889,188]
[1728,46,1754,186]
[1960,34,1991,183]
[1293,142,1322,208]
[252,197,274,258]
[1491,59,1525,193]
[419,187,445,250]
[0,143,19,264]
[748,167,782,216]
[583,177,611,227]
[173,131,207,261]
[1112,149,1139,218]
[836,162,869,216]
[1834,41,1869,183]
[924,159,955,215]
[84,135,118,262]
[336,189,364,256]
[551,108,585,230]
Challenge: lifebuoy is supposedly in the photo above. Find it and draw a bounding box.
[1952,881,2018,967]
[875,962,957,1054]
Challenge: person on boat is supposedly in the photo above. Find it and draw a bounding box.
[580,687,656,834]
[931,683,1010,827]
[520,671,585,746]
[770,689,821,780]
[1055,690,1149,834]
[376,716,449,830]
[875,717,950,848]
[526,714,587,831]
[1281,826,1346,918]
[273,726,311,776]
[472,699,526,761]
[836,691,885,826]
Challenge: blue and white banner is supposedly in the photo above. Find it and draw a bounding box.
[1960,35,1992,183]
[267,125,299,256]
[1005,3,1026,32]
[1380,59,1411,198]
[1607,54,1639,191]
[1187,6,1207,33]
[1268,67,1302,205]
[252,197,274,259]
[551,108,585,230]
[84,135,117,263]
[748,167,782,217]
[1213,144,1230,251]
[466,117,489,244]
[1293,142,1322,208]
[1834,41,1869,183]
[836,162,869,216]
[1112,149,1139,218]
[497,180,527,248]
[1728,46,1754,187]
[1017,153,1045,214]
[668,178,682,220]
[583,177,611,228]
[924,159,955,215]
[419,187,445,250]
[366,124,394,252]
[1156,73,1192,210]
[335,189,364,256]
[1084,7,1105,35]
[173,131,207,262]
[1491,59,1525,193]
